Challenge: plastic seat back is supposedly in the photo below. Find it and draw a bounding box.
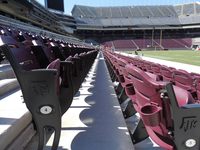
[0,35,40,70]
[0,40,62,150]
[160,65,175,82]
[126,64,162,107]
[197,79,200,99]
[125,64,195,150]
[173,70,195,92]
[151,63,161,74]
[48,42,65,60]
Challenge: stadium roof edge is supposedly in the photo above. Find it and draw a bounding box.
[71,5,77,15]
[174,1,200,6]
[76,26,183,30]
[72,4,174,9]
[72,2,200,9]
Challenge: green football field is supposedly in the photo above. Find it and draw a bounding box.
[125,50,200,66]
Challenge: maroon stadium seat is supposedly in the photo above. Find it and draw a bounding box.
[173,69,197,97]
[160,65,175,82]
[0,38,62,150]
[197,80,200,100]
[125,64,195,150]
[0,35,40,70]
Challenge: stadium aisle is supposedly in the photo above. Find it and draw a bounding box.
[27,52,134,150]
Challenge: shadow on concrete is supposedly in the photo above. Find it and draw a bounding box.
[70,52,134,150]
[0,117,17,124]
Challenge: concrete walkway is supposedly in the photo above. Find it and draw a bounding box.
[43,52,134,150]
[0,89,33,150]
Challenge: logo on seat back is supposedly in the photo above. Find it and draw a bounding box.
[179,116,198,132]
[31,81,49,96]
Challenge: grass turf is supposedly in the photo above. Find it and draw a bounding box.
[125,50,200,66]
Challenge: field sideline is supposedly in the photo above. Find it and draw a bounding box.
[125,50,200,66]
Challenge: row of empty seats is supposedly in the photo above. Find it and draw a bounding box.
[122,54,199,99]
[103,38,192,50]
[103,50,200,150]
[0,25,98,150]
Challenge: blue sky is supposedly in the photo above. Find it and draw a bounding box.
[37,0,199,15]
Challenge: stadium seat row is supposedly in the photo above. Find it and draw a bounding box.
[0,26,98,150]
[103,50,200,150]
[110,52,200,100]
[0,25,94,61]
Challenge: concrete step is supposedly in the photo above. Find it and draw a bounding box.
[0,64,15,80]
[7,123,36,150]
[0,90,34,149]
[0,64,11,69]
[0,79,19,96]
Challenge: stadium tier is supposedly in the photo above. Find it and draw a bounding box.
[0,0,200,150]
[71,3,200,42]
[103,38,192,50]
[72,3,200,28]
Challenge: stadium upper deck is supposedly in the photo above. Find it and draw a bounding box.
[1,0,200,41]
[0,0,76,35]
[72,2,200,29]
[72,5,177,18]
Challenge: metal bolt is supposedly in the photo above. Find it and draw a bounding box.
[160,93,164,98]
[185,139,196,148]
[168,131,172,135]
